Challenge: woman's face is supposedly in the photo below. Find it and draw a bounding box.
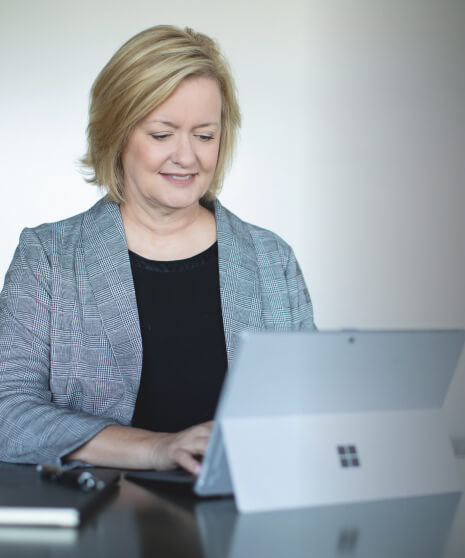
[121,77,222,214]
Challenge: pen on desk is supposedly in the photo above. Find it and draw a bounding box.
[36,464,105,491]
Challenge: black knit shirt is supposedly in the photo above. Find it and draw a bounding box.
[129,242,227,433]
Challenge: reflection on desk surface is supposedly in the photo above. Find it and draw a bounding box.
[0,460,464,558]
[194,493,459,558]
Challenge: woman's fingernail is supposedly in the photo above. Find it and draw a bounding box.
[194,463,202,475]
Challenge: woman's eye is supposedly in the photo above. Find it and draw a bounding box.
[196,134,214,142]
[151,134,171,141]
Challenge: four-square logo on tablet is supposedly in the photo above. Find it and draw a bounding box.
[337,445,361,468]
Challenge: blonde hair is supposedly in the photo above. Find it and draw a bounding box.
[81,25,241,202]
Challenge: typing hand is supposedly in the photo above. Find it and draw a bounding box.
[150,421,213,475]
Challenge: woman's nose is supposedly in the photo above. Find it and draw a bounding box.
[171,134,196,167]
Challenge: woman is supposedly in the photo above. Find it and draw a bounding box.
[0,26,314,474]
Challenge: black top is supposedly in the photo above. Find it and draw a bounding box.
[129,242,228,433]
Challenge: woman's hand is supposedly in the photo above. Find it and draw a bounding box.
[149,421,213,474]
[65,422,213,474]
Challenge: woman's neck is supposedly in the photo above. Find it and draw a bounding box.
[120,201,217,261]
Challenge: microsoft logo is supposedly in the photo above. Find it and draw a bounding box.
[337,445,361,468]
[337,528,359,552]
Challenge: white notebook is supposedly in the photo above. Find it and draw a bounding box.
[0,464,119,527]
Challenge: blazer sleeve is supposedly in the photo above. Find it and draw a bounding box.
[281,243,316,330]
[0,228,117,466]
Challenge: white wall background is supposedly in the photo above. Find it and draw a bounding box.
[1,1,464,437]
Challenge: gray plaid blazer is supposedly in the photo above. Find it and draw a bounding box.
[0,198,314,464]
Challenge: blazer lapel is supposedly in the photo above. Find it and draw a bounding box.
[215,201,263,363]
[81,198,260,379]
[81,199,142,394]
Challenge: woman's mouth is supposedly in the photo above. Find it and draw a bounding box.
[160,173,196,185]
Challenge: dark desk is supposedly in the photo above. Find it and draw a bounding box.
[0,460,464,558]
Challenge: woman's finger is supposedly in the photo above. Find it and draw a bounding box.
[174,449,202,475]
